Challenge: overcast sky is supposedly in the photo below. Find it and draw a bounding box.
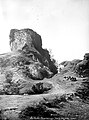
[0,0,89,63]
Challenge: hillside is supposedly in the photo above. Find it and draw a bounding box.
[0,29,89,120]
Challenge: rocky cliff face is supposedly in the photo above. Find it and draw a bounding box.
[0,29,89,120]
[9,29,58,75]
[0,28,58,95]
[75,53,89,77]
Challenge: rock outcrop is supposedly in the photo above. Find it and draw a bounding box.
[0,28,58,95]
[75,53,89,77]
[9,29,58,75]
[0,29,89,120]
[58,59,82,74]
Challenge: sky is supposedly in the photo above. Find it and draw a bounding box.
[0,0,89,63]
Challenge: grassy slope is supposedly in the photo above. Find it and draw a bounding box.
[0,72,89,120]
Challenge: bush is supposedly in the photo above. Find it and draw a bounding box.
[19,103,58,119]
